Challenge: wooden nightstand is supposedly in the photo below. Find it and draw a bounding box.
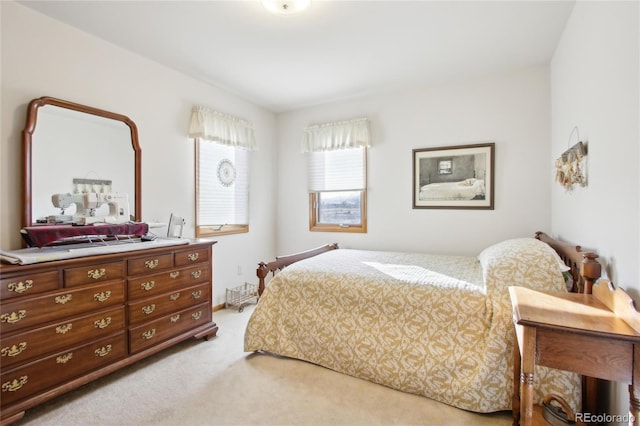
[509,281,640,426]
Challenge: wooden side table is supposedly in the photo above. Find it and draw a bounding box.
[509,281,640,426]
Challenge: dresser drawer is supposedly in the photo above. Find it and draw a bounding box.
[0,270,59,300]
[174,247,209,266]
[127,264,209,300]
[0,281,125,334]
[64,262,123,287]
[129,302,211,354]
[0,333,127,407]
[127,253,173,276]
[128,283,210,325]
[0,306,125,369]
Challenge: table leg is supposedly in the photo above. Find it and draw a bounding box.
[630,345,640,426]
[512,329,521,426]
[520,326,536,426]
[629,385,639,426]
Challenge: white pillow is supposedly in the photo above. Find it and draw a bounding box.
[478,237,570,273]
[478,237,569,297]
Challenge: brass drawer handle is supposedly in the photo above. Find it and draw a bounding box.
[170,314,181,323]
[191,270,202,279]
[192,311,202,320]
[187,253,199,262]
[142,329,156,340]
[0,310,27,324]
[170,292,181,301]
[191,290,203,299]
[7,279,33,294]
[56,352,73,364]
[141,280,155,291]
[94,344,112,357]
[169,271,180,279]
[2,376,28,392]
[145,259,159,269]
[94,291,111,302]
[56,323,73,334]
[87,268,106,280]
[94,317,112,329]
[1,343,27,358]
[142,304,156,315]
[55,294,72,304]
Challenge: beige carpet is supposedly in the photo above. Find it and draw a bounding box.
[16,305,512,426]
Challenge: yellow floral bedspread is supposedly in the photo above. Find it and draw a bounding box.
[244,238,581,413]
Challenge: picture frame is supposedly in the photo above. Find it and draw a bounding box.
[412,142,495,209]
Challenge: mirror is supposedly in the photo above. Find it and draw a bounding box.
[23,97,141,228]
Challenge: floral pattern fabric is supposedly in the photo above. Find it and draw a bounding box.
[244,238,581,413]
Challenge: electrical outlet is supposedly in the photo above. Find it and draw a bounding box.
[237,265,242,275]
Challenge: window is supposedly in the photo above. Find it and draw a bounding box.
[189,105,256,237]
[304,117,370,233]
[438,159,453,174]
[195,140,249,236]
[309,147,367,232]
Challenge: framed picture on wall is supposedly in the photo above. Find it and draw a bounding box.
[412,142,495,209]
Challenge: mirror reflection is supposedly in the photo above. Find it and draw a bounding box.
[24,97,141,227]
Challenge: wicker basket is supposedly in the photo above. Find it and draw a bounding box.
[225,282,259,312]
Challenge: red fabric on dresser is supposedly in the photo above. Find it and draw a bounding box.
[21,223,149,248]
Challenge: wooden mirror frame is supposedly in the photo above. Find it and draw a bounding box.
[22,96,142,228]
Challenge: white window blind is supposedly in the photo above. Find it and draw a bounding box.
[308,147,365,192]
[197,141,249,226]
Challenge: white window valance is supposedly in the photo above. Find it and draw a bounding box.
[302,117,371,152]
[188,105,257,151]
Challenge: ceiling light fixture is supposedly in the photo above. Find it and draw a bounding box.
[261,0,311,15]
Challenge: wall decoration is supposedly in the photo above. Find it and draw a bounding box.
[555,127,587,191]
[217,159,236,187]
[413,143,494,209]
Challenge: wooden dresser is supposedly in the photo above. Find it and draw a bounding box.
[0,240,218,425]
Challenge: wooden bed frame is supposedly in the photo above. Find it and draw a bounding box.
[256,232,601,297]
[534,231,601,294]
[256,242,339,296]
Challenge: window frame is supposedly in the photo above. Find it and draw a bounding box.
[438,158,453,174]
[195,138,249,237]
[308,147,367,233]
[309,191,367,233]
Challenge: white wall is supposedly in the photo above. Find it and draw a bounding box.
[551,1,639,419]
[0,2,278,306]
[551,1,639,290]
[275,66,553,256]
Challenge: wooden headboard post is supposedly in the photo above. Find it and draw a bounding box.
[256,262,268,297]
[256,243,339,296]
[535,231,601,294]
[580,252,601,294]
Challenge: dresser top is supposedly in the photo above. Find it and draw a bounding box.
[0,238,216,271]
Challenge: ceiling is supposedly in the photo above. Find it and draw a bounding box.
[19,1,575,113]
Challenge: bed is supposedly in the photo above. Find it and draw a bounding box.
[419,178,485,200]
[244,232,601,414]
